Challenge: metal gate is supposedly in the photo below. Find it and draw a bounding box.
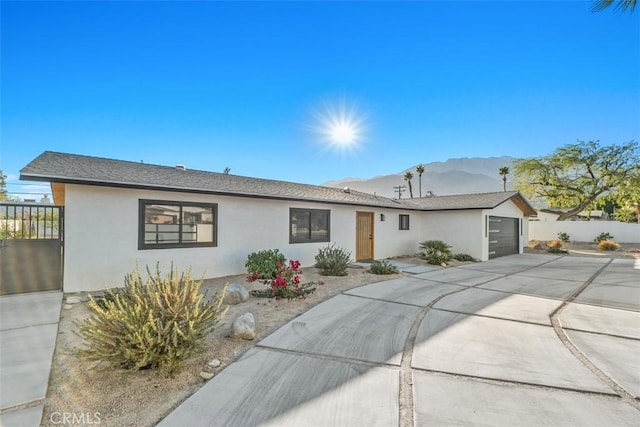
[0,203,63,295]
[488,216,519,259]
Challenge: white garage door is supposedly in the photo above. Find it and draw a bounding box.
[488,216,519,259]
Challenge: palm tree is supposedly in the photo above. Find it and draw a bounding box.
[499,166,509,192]
[404,171,414,199]
[591,0,636,12]
[415,164,425,198]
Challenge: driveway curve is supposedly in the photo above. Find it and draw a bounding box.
[160,254,640,426]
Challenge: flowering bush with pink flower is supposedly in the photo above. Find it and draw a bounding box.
[247,258,322,300]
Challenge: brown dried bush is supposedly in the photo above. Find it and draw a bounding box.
[597,240,619,251]
[548,240,563,249]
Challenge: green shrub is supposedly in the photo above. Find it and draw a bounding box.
[597,240,619,251]
[547,247,568,254]
[245,249,286,279]
[557,232,570,243]
[419,240,453,265]
[594,232,613,244]
[74,265,227,375]
[369,260,399,275]
[453,253,476,262]
[92,288,124,310]
[315,244,351,276]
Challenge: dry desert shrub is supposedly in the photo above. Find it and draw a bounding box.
[548,240,563,249]
[74,265,227,375]
[597,240,620,251]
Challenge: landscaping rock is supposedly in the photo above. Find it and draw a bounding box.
[208,358,221,368]
[224,283,249,305]
[63,304,74,310]
[230,313,256,340]
[66,295,83,304]
[199,371,214,380]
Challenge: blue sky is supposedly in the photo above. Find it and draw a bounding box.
[1,1,638,199]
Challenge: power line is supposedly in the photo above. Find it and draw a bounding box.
[6,191,52,195]
[393,185,406,199]
[5,183,51,187]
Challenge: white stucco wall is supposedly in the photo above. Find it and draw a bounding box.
[63,184,421,292]
[373,209,423,258]
[421,210,484,260]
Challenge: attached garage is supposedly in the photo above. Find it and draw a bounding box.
[488,216,520,259]
[411,192,535,261]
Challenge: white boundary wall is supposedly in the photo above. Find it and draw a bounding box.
[529,220,640,243]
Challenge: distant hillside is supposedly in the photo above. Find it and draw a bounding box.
[324,156,518,199]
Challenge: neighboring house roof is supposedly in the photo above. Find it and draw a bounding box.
[20,151,418,210]
[405,191,537,216]
[539,208,608,220]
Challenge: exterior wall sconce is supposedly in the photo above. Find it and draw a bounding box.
[380,213,385,221]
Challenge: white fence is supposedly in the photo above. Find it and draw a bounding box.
[529,220,640,243]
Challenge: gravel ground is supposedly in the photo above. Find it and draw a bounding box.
[526,241,640,258]
[43,258,432,427]
[41,244,638,426]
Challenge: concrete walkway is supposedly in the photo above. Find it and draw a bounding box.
[159,254,640,426]
[0,291,62,427]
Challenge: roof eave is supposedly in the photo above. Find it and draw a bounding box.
[494,192,536,216]
[20,173,423,211]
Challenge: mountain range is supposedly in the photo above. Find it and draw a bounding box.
[323,156,518,199]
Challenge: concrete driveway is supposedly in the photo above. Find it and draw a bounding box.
[0,291,62,427]
[160,254,640,426]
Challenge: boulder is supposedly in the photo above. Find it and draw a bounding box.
[199,371,214,380]
[65,295,83,304]
[224,283,249,305]
[208,359,221,368]
[230,313,256,340]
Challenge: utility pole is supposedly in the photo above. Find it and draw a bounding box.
[394,185,406,199]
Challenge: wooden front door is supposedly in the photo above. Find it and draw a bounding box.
[356,211,374,261]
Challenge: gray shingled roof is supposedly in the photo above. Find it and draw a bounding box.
[20,151,418,210]
[21,152,536,215]
[404,191,536,215]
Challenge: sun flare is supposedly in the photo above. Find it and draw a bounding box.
[308,97,367,154]
[330,121,357,144]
